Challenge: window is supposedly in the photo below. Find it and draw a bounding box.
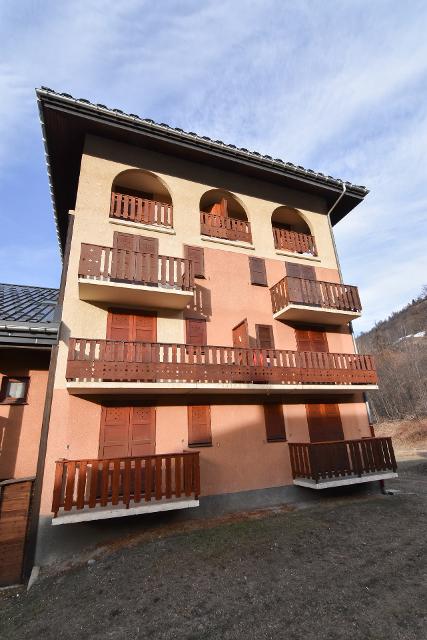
[249,257,267,286]
[256,324,275,349]
[0,376,29,404]
[263,404,286,442]
[188,406,212,447]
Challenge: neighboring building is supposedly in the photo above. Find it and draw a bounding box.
[34,87,397,567]
[0,283,58,585]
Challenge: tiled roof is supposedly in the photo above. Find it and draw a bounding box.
[37,87,368,195]
[0,283,59,323]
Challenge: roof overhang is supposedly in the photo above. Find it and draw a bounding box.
[36,88,369,255]
[0,321,59,347]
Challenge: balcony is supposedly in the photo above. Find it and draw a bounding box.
[273,227,317,256]
[51,452,200,525]
[78,243,194,310]
[289,437,397,488]
[271,276,362,324]
[66,339,378,395]
[110,191,173,229]
[200,212,252,244]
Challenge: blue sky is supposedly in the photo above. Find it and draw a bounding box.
[1,0,426,332]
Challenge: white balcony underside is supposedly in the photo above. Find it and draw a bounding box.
[294,471,398,489]
[52,496,199,525]
[78,278,193,310]
[273,304,362,325]
[66,381,379,395]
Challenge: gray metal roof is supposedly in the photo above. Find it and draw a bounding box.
[0,284,59,347]
[0,283,59,322]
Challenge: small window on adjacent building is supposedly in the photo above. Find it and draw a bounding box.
[188,406,212,447]
[0,376,30,404]
[263,404,286,442]
[249,257,267,286]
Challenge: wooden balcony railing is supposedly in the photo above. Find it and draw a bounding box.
[271,276,361,314]
[78,243,194,291]
[110,191,173,228]
[66,339,377,386]
[52,452,200,517]
[289,437,397,483]
[273,227,317,255]
[200,212,252,243]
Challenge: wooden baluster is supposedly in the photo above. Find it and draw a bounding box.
[52,461,65,516]
[64,461,76,511]
[123,459,131,507]
[76,460,87,509]
[165,456,172,499]
[183,455,191,496]
[88,460,99,508]
[111,460,120,505]
[175,455,181,498]
[144,457,152,501]
[100,459,110,507]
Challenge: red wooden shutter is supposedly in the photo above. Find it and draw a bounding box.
[134,313,156,342]
[107,310,133,340]
[256,324,275,349]
[209,199,228,217]
[249,257,267,286]
[188,406,212,446]
[306,404,344,442]
[184,245,205,278]
[263,405,286,441]
[99,407,130,457]
[232,319,249,348]
[130,407,156,456]
[186,319,207,346]
[138,236,159,255]
[295,328,328,352]
[113,232,139,252]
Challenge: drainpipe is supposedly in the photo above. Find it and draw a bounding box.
[325,183,374,428]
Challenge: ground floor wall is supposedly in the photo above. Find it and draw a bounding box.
[35,390,371,566]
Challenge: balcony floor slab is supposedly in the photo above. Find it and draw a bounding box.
[294,471,398,489]
[52,497,199,526]
[78,278,194,310]
[66,381,379,395]
[273,304,362,325]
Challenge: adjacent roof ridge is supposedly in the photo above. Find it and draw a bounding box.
[37,86,368,195]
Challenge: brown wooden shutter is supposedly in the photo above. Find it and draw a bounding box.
[99,407,131,458]
[232,319,249,348]
[134,313,156,342]
[249,257,267,286]
[130,407,156,456]
[285,261,316,280]
[186,318,207,346]
[256,324,275,349]
[113,232,139,252]
[263,404,286,442]
[306,403,344,442]
[138,236,159,255]
[107,310,133,340]
[184,245,205,278]
[295,328,328,352]
[188,406,212,446]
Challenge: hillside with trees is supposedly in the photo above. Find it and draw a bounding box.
[356,287,427,422]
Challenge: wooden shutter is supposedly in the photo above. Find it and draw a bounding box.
[249,257,267,286]
[186,318,207,346]
[263,404,286,442]
[184,245,205,278]
[138,236,159,255]
[285,261,316,280]
[99,407,130,458]
[134,313,156,342]
[295,328,328,352]
[107,310,133,340]
[209,198,228,217]
[232,319,249,348]
[256,324,275,349]
[306,403,344,443]
[188,406,212,446]
[113,232,139,252]
[130,407,156,456]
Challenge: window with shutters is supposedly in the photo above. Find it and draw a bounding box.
[0,376,30,405]
[113,232,159,255]
[249,257,267,286]
[184,245,205,278]
[295,327,328,352]
[107,309,157,342]
[263,404,286,442]
[188,406,212,446]
[256,324,275,349]
[285,262,316,280]
[185,318,207,346]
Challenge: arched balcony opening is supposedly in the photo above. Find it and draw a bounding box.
[200,189,252,244]
[271,206,317,256]
[110,169,173,228]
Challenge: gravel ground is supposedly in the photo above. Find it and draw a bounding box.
[1,459,426,640]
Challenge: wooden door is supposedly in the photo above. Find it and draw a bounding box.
[99,407,155,458]
[295,327,328,352]
[107,310,156,342]
[232,319,249,348]
[130,407,156,456]
[306,403,344,442]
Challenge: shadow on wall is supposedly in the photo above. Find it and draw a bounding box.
[187,284,212,321]
[0,404,25,480]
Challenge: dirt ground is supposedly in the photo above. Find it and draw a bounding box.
[1,458,426,640]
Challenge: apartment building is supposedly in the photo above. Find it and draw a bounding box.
[34,88,397,565]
